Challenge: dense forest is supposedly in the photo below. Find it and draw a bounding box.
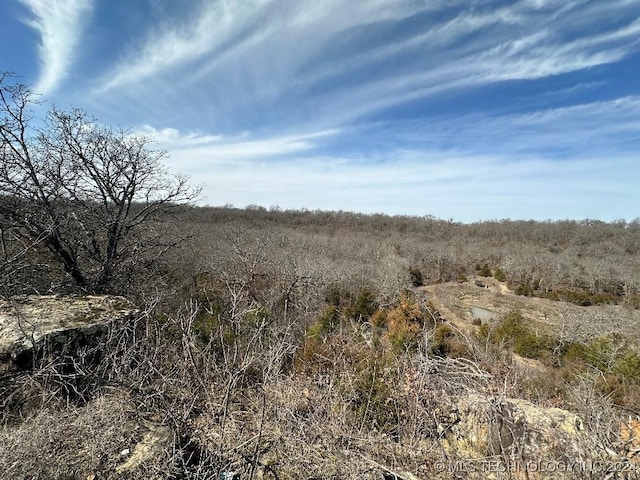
[2,203,640,479]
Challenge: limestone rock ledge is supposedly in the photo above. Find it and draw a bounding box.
[0,295,137,374]
[438,392,630,479]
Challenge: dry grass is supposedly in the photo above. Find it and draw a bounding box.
[0,390,175,479]
[2,210,640,478]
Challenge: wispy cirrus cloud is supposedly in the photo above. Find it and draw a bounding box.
[21,0,634,221]
[101,0,276,91]
[140,125,340,166]
[18,0,92,94]
[363,95,640,160]
[281,3,640,129]
[87,0,640,139]
[99,0,454,92]
[147,93,640,220]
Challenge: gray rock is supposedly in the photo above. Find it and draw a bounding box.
[0,295,136,374]
[115,424,172,475]
[439,392,623,479]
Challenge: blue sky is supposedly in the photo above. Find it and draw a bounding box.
[1,0,639,222]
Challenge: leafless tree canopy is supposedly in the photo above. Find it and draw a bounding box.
[0,73,198,294]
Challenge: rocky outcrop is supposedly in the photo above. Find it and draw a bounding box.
[621,418,640,466]
[115,423,173,475]
[0,295,136,375]
[438,392,627,479]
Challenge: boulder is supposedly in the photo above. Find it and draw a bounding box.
[0,295,136,375]
[439,392,626,479]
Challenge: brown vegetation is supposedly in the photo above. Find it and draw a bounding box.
[1,205,639,478]
[2,73,640,480]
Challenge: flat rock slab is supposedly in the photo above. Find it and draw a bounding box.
[0,295,136,373]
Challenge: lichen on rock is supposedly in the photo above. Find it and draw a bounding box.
[439,392,622,479]
[0,295,137,374]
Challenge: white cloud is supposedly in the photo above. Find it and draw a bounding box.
[19,0,92,94]
[90,0,640,137]
[464,96,640,155]
[210,0,640,132]
[300,10,640,127]
[99,0,460,92]
[139,126,224,147]
[170,147,639,222]
[144,103,640,221]
[101,0,276,91]
[78,1,639,222]
[142,126,340,166]
[368,96,640,160]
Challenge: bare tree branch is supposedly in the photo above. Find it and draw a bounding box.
[0,73,200,295]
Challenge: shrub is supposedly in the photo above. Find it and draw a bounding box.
[243,306,274,332]
[494,268,506,282]
[596,374,628,407]
[348,351,398,433]
[560,341,588,365]
[579,336,617,372]
[384,290,427,353]
[513,331,554,360]
[324,285,345,308]
[191,295,230,343]
[560,336,640,387]
[487,309,555,360]
[430,324,473,358]
[547,289,592,306]
[513,278,543,297]
[626,294,640,309]
[296,330,349,374]
[593,349,640,407]
[477,322,490,340]
[430,324,452,357]
[514,284,533,296]
[478,263,492,277]
[492,309,527,345]
[307,304,341,338]
[409,267,424,287]
[344,287,378,322]
[614,350,640,384]
[297,304,344,372]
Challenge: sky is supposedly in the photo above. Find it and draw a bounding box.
[1,0,639,222]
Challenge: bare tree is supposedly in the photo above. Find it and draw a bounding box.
[0,73,199,294]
